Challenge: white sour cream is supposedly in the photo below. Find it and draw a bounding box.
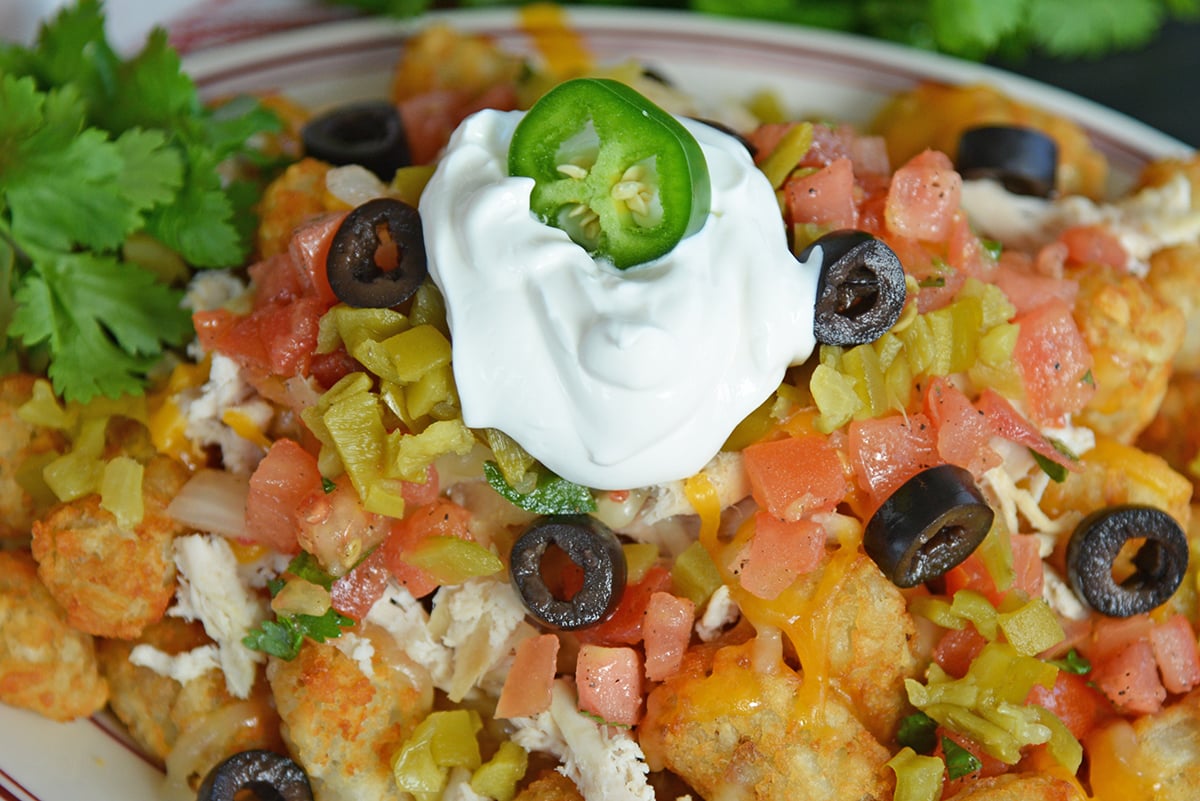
[420,109,819,490]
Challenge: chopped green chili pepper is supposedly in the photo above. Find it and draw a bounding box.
[508,77,711,269]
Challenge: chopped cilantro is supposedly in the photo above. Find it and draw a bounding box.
[285,551,336,590]
[243,607,355,661]
[483,460,597,514]
[897,711,939,755]
[1052,648,1092,675]
[322,476,337,494]
[0,0,281,402]
[941,736,983,779]
[1031,450,1068,483]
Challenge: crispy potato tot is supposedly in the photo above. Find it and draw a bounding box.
[31,452,190,639]
[798,552,922,740]
[255,157,335,259]
[0,374,67,543]
[0,549,108,720]
[640,640,894,801]
[1137,372,1200,496]
[1121,687,1200,800]
[390,25,524,103]
[1145,244,1200,372]
[1137,153,1200,204]
[1072,263,1184,444]
[514,770,585,801]
[267,628,433,801]
[945,773,1086,801]
[96,617,281,767]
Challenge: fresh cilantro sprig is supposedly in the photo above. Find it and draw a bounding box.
[330,0,1200,60]
[243,552,355,660]
[0,0,282,402]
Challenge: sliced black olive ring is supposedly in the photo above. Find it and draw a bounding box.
[801,229,907,347]
[1066,505,1188,618]
[509,514,627,630]
[955,125,1059,198]
[864,464,994,589]
[196,749,314,801]
[326,197,427,309]
[300,100,411,182]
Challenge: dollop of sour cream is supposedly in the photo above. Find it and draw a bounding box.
[420,109,819,490]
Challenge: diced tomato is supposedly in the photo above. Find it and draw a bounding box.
[785,157,857,229]
[401,464,442,508]
[330,547,391,620]
[747,122,793,165]
[945,210,990,279]
[1149,613,1200,694]
[742,434,847,522]
[248,252,307,305]
[576,565,672,646]
[943,533,1043,606]
[923,376,1000,477]
[934,625,988,678]
[399,84,518,166]
[736,513,825,600]
[381,497,474,598]
[308,347,361,390]
[1059,224,1127,270]
[1085,614,1154,665]
[575,644,643,726]
[643,592,695,682]
[193,295,324,379]
[884,149,963,242]
[1026,668,1112,741]
[1012,298,1095,426]
[495,634,560,719]
[846,412,940,513]
[975,388,1078,473]
[243,438,320,553]
[992,251,1078,315]
[1091,639,1166,715]
[287,212,343,309]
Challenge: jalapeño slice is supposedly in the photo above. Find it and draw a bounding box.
[508,77,711,270]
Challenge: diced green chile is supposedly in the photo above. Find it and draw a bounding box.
[955,125,1058,198]
[326,197,426,308]
[864,464,994,588]
[508,77,711,270]
[301,100,411,181]
[509,514,627,630]
[1066,505,1188,618]
[801,230,907,346]
[197,750,314,801]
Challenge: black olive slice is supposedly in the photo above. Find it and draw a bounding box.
[196,750,313,801]
[1066,505,1188,618]
[800,229,907,347]
[326,197,427,308]
[509,514,627,630]
[955,125,1058,198]
[864,464,994,589]
[301,100,411,181]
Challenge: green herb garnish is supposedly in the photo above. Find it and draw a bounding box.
[243,608,355,660]
[941,736,983,779]
[483,460,597,514]
[1052,648,1092,675]
[0,0,281,402]
[897,711,939,755]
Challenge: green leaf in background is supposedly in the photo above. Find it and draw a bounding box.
[929,0,1026,57]
[691,0,858,28]
[1027,0,1164,56]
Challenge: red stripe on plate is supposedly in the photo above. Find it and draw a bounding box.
[0,767,40,801]
[88,715,166,774]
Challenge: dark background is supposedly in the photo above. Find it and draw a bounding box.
[994,20,1199,148]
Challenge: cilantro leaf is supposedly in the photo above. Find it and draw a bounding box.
[9,249,192,401]
[942,736,983,779]
[930,0,1027,57]
[243,608,356,660]
[1052,648,1092,675]
[285,551,336,590]
[483,460,597,514]
[1027,0,1164,56]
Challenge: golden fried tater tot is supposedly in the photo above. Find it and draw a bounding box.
[514,770,585,801]
[255,157,334,259]
[96,617,281,766]
[31,453,190,639]
[1121,687,1200,800]
[1072,262,1184,443]
[1145,244,1200,372]
[640,640,894,801]
[1137,372,1200,496]
[0,550,108,720]
[390,25,523,103]
[267,628,433,801]
[0,374,67,543]
[1137,153,1200,204]
[944,773,1086,801]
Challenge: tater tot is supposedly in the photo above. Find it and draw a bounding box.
[1145,244,1200,372]
[1072,263,1184,444]
[31,452,190,639]
[267,628,434,801]
[944,773,1086,800]
[96,616,282,766]
[640,640,894,801]
[0,374,67,543]
[0,549,108,720]
[1137,372,1200,496]
[1121,687,1200,800]
[513,770,585,801]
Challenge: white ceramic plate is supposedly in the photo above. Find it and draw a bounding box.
[0,8,1192,801]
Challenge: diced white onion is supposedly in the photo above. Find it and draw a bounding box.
[166,468,249,538]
